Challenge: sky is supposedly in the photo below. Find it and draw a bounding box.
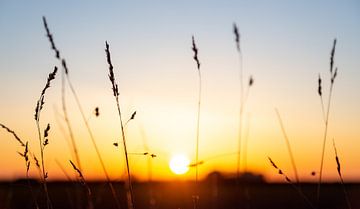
[0,0,359,182]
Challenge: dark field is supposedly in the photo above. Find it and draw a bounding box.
[1,176,359,209]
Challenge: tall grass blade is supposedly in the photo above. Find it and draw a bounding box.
[105,41,134,209]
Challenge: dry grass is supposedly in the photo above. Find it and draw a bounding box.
[24,144,41,209]
[70,160,94,209]
[332,139,352,209]
[34,66,58,209]
[0,123,26,147]
[0,16,355,209]
[191,35,202,209]
[0,124,40,209]
[43,17,122,209]
[43,15,82,172]
[233,23,254,182]
[105,41,135,209]
[274,108,299,184]
[317,39,338,204]
[268,157,316,209]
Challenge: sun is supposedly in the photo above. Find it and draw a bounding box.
[169,154,190,175]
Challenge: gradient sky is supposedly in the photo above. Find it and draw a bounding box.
[0,0,359,182]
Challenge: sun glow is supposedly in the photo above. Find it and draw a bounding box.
[169,154,190,175]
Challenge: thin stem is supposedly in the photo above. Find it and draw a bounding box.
[317,82,334,203]
[24,146,40,209]
[26,171,40,209]
[61,69,82,172]
[62,55,122,209]
[0,123,25,147]
[290,183,316,209]
[317,39,338,206]
[55,159,73,182]
[275,108,300,184]
[44,20,121,208]
[339,176,352,209]
[36,120,52,209]
[31,153,43,180]
[243,114,251,172]
[319,95,326,124]
[105,41,134,209]
[195,68,201,187]
[268,157,316,209]
[332,139,352,209]
[236,49,244,182]
[191,36,201,209]
[139,125,155,208]
[115,97,134,209]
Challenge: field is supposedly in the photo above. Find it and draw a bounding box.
[1,178,359,209]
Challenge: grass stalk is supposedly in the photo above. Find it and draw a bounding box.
[317,39,338,205]
[233,23,254,182]
[32,154,43,180]
[268,157,316,209]
[66,70,122,209]
[275,108,300,184]
[55,159,77,209]
[22,142,41,209]
[0,125,39,209]
[191,35,201,209]
[242,114,251,172]
[332,139,352,209]
[0,123,26,147]
[34,66,57,209]
[42,16,122,209]
[233,23,244,182]
[105,41,134,209]
[61,67,82,171]
[55,159,73,182]
[70,160,94,209]
[137,124,156,208]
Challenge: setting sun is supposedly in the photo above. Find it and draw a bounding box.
[169,154,190,175]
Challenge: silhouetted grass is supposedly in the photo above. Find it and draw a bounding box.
[275,108,299,184]
[42,16,81,171]
[34,66,58,209]
[317,39,338,205]
[105,41,134,209]
[332,139,352,209]
[0,16,356,209]
[69,160,93,209]
[43,17,122,209]
[0,123,26,147]
[191,35,201,209]
[268,157,315,209]
[233,23,254,183]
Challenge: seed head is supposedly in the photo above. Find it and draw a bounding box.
[192,36,200,70]
[318,74,322,96]
[233,23,240,52]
